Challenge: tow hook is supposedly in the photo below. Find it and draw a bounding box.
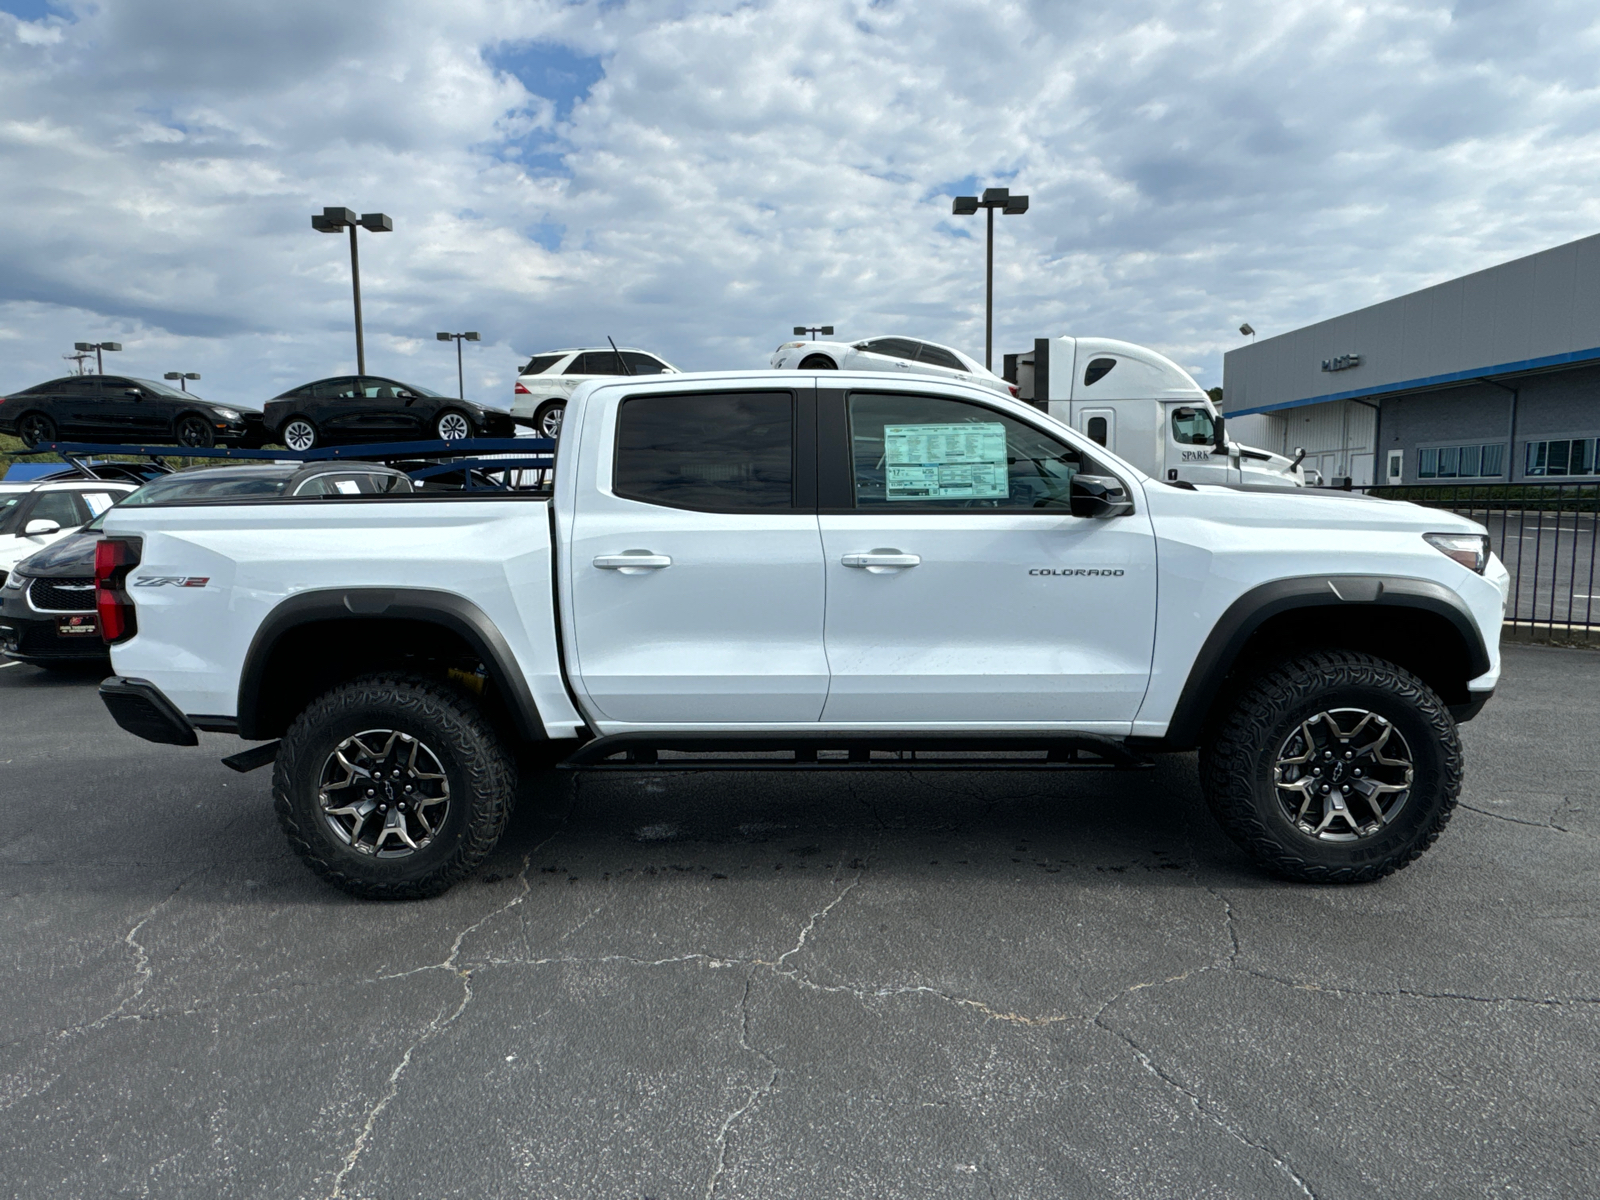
[222,741,281,773]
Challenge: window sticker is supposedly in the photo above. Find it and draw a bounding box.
[82,493,115,515]
[883,423,1008,501]
[333,479,361,495]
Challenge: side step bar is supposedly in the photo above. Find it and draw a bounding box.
[560,731,1151,771]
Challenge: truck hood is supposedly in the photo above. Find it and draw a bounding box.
[1169,481,1487,536]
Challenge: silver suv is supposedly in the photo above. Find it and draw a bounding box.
[512,347,678,437]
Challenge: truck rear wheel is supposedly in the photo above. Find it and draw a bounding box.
[1200,650,1462,884]
[273,673,516,900]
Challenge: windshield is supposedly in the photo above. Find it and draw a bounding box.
[1171,407,1216,446]
[118,471,290,506]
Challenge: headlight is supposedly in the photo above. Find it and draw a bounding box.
[1424,532,1490,574]
[3,571,25,590]
[212,408,241,420]
[777,341,805,351]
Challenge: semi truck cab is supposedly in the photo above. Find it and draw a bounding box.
[1014,336,1308,487]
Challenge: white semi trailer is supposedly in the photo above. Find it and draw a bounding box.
[1013,336,1310,487]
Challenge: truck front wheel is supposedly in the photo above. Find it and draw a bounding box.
[273,673,516,900]
[1200,650,1462,884]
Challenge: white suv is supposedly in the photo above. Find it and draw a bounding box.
[512,347,678,437]
[0,478,135,585]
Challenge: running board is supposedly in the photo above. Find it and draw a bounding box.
[560,731,1151,771]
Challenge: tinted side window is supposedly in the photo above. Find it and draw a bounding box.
[314,377,360,400]
[622,352,670,375]
[614,392,793,512]
[571,352,628,376]
[1084,357,1117,386]
[862,338,919,359]
[27,491,84,528]
[847,392,1093,511]
[914,343,965,371]
[520,354,565,376]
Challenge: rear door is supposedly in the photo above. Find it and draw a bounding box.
[565,385,828,725]
[816,386,1157,730]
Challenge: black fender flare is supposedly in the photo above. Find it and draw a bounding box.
[1151,574,1491,750]
[237,587,546,742]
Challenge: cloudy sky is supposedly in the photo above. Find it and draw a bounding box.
[2,0,1598,409]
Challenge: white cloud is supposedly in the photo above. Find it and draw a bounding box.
[1,0,1598,407]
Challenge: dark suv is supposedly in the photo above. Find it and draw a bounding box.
[0,376,260,448]
[262,376,514,450]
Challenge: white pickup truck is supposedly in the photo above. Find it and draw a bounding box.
[94,370,1508,900]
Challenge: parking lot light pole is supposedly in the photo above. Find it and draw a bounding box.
[312,208,393,375]
[793,325,834,341]
[951,187,1029,370]
[74,341,122,374]
[435,331,480,400]
[163,371,201,393]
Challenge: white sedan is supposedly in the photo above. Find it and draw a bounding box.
[769,335,1016,397]
[512,347,678,438]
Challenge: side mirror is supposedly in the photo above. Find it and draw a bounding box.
[24,518,62,537]
[1211,414,1227,455]
[1069,474,1134,519]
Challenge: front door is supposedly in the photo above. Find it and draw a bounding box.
[565,385,829,725]
[818,388,1157,730]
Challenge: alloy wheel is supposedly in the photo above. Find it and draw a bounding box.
[177,416,214,448]
[436,412,472,441]
[318,729,451,858]
[19,414,55,448]
[283,419,317,452]
[539,406,565,438]
[1272,708,1414,841]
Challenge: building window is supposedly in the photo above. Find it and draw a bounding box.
[1387,450,1403,480]
[1417,443,1505,479]
[1525,437,1598,477]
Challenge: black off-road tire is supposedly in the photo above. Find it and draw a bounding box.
[1199,650,1462,884]
[273,673,516,900]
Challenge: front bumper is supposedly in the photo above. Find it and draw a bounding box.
[0,587,108,663]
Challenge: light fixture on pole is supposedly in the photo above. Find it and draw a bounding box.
[435,331,480,400]
[74,341,122,374]
[1239,323,1256,340]
[951,186,1029,370]
[793,325,834,341]
[312,207,393,375]
[163,371,202,393]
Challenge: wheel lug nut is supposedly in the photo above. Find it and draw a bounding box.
[1344,751,1353,760]
[404,785,413,793]
[1353,768,1363,777]
[366,788,375,797]
[379,804,387,812]
[1312,767,1322,776]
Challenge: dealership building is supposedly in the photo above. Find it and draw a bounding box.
[1222,232,1600,486]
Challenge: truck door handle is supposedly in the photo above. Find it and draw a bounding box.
[594,553,672,572]
[842,551,920,569]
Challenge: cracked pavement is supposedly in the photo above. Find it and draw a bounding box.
[1,643,1597,1199]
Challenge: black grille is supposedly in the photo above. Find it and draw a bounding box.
[29,577,96,612]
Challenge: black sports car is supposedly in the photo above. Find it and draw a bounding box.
[0,375,261,448]
[261,375,514,450]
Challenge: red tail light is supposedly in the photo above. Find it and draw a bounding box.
[1008,384,1020,397]
[514,382,531,394]
[95,537,141,644]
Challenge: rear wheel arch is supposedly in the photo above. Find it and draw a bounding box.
[1153,576,1489,751]
[237,588,547,744]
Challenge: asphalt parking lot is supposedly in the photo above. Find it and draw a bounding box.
[2,645,1597,1200]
